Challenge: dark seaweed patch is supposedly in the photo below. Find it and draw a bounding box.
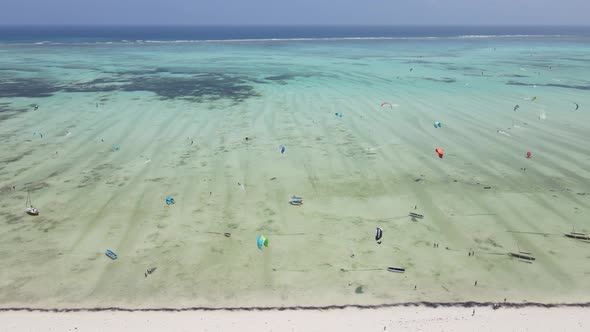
[51,64,102,71]
[496,60,573,69]
[506,81,590,91]
[0,66,260,102]
[264,73,316,84]
[61,77,124,93]
[0,67,40,73]
[0,78,59,98]
[403,60,453,65]
[121,74,259,102]
[23,182,49,192]
[1,149,33,164]
[0,104,29,122]
[422,77,456,83]
[265,74,298,81]
[106,69,165,76]
[446,65,479,71]
[1,212,23,225]
[153,67,206,75]
[499,74,530,78]
[561,57,590,63]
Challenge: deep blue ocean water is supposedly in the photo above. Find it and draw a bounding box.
[0,25,589,43]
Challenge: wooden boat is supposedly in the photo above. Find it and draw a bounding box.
[387,267,405,273]
[290,196,303,205]
[509,251,535,261]
[105,249,118,260]
[564,232,590,241]
[25,191,39,216]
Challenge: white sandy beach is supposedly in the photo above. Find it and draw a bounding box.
[1,307,589,331]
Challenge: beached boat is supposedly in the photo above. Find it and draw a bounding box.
[387,267,405,273]
[24,191,39,216]
[105,249,118,260]
[509,251,535,261]
[564,232,590,241]
[290,195,303,205]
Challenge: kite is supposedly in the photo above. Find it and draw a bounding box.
[165,196,175,205]
[257,235,268,249]
[435,148,444,159]
[574,102,579,111]
[375,227,383,244]
[381,102,393,109]
[513,105,520,111]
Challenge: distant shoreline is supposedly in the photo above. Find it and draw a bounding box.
[1,25,589,44]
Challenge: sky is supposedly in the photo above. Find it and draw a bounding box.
[1,0,589,25]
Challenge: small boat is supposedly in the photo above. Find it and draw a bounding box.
[105,249,118,260]
[509,251,535,261]
[290,195,303,205]
[409,212,424,219]
[25,191,39,216]
[387,267,405,273]
[26,207,39,216]
[564,232,590,241]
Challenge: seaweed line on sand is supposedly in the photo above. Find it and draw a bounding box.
[1,302,590,312]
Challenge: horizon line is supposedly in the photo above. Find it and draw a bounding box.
[1,23,590,27]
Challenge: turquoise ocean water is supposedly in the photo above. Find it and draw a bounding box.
[1,26,589,110]
[1,27,590,307]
